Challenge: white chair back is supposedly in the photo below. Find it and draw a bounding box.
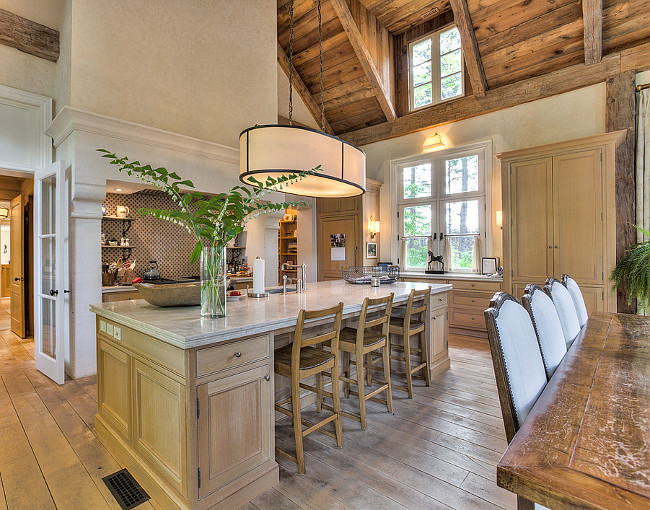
[562,274,588,327]
[484,293,547,442]
[545,278,581,347]
[522,285,567,380]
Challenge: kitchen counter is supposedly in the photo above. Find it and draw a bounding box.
[90,280,451,510]
[400,271,503,281]
[102,285,136,293]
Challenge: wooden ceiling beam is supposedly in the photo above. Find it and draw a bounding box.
[0,8,59,62]
[330,0,396,123]
[277,41,335,134]
[582,0,603,64]
[341,51,625,146]
[449,0,487,97]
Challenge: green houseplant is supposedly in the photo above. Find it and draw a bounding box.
[98,149,314,317]
[611,225,650,312]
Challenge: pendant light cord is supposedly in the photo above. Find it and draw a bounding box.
[318,0,325,131]
[288,0,294,125]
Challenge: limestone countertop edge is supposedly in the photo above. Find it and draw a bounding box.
[90,281,452,350]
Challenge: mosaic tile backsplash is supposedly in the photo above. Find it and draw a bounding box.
[102,191,200,279]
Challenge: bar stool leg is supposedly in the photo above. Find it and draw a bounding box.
[420,329,431,386]
[355,348,368,430]
[382,341,393,413]
[291,376,306,474]
[366,353,373,386]
[316,372,324,411]
[403,330,414,399]
[343,351,350,398]
[331,357,344,447]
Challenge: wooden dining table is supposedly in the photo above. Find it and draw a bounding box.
[497,312,649,510]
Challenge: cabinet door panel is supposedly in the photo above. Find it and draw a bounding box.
[553,149,603,285]
[509,158,553,282]
[579,286,605,315]
[198,365,271,499]
[98,339,131,441]
[431,306,448,363]
[318,217,358,280]
[133,361,187,496]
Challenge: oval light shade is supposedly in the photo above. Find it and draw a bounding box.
[239,125,366,197]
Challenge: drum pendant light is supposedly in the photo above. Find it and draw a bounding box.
[239,0,366,198]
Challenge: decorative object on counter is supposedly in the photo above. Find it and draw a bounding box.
[249,257,269,298]
[366,242,377,259]
[98,149,311,317]
[342,265,400,284]
[143,260,161,281]
[481,257,499,276]
[116,205,130,218]
[371,275,381,287]
[426,251,445,274]
[133,281,201,307]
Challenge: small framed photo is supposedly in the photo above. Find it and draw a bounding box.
[366,242,378,259]
[481,257,498,275]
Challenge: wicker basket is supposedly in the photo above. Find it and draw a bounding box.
[341,265,400,284]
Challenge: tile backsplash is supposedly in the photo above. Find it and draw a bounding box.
[102,191,199,279]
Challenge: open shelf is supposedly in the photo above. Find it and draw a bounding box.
[102,244,136,248]
[102,216,137,221]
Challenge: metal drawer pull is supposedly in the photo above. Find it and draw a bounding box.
[265,375,270,381]
[234,351,242,358]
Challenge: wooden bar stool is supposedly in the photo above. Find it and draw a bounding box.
[388,287,431,398]
[336,293,394,430]
[274,302,344,474]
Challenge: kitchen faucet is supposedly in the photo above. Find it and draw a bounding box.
[281,263,307,292]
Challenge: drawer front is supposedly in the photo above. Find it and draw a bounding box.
[449,308,487,331]
[451,280,501,293]
[451,291,492,310]
[431,292,448,307]
[197,335,269,377]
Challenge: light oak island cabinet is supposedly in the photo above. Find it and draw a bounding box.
[497,132,625,313]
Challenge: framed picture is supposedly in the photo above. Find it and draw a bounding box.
[366,242,378,259]
[481,257,498,275]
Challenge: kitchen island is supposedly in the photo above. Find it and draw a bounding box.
[90,280,451,510]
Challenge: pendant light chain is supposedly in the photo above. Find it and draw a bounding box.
[288,0,294,125]
[318,0,325,131]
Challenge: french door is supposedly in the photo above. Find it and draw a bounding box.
[34,161,68,384]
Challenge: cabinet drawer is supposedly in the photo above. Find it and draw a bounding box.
[452,280,501,293]
[431,292,448,307]
[451,291,492,310]
[197,335,269,377]
[449,309,487,331]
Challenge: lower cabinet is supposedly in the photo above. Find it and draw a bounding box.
[512,281,604,315]
[98,338,132,441]
[197,364,272,499]
[430,305,448,367]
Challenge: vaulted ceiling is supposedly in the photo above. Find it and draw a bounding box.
[277,0,650,145]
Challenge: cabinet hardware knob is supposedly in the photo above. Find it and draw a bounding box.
[471,300,475,303]
[554,245,558,249]
[471,284,475,287]
[234,351,242,357]
[264,375,270,381]
[471,317,475,320]
[548,245,552,249]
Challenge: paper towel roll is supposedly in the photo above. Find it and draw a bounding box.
[253,258,265,295]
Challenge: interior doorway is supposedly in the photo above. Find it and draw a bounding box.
[0,173,34,337]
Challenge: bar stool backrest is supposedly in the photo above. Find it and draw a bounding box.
[484,292,547,443]
[354,293,394,343]
[561,274,589,327]
[403,287,430,331]
[545,278,581,348]
[522,284,568,380]
[293,302,344,374]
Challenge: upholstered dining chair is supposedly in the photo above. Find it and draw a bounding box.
[545,278,581,348]
[484,292,550,510]
[561,274,589,327]
[521,284,568,380]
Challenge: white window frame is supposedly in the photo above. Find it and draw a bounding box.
[408,25,465,112]
[391,141,493,273]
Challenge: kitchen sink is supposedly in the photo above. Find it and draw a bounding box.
[266,288,297,294]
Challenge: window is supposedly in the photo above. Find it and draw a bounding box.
[395,147,486,272]
[409,26,464,111]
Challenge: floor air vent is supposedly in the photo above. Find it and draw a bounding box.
[102,468,150,509]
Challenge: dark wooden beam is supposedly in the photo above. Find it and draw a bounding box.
[582,0,603,64]
[277,41,334,134]
[341,52,623,146]
[449,0,487,97]
[330,0,396,122]
[0,8,58,62]
[606,71,636,313]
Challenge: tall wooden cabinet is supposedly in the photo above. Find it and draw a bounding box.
[498,132,625,313]
[316,179,381,280]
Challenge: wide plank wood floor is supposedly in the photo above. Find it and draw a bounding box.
[0,326,515,510]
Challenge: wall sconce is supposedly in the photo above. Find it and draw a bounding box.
[0,208,7,219]
[423,133,444,151]
[368,216,380,239]
[496,210,503,229]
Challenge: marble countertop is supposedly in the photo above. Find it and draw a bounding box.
[102,285,136,293]
[400,271,503,281]
[91,280,452,349]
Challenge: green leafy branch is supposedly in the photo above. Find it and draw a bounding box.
[611,225,650,310]
[97,149,316,264]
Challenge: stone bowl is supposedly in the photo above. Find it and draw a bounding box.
[133,282,201,307]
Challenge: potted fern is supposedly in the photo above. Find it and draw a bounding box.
[611,225,650,313]
[98,149,314,318]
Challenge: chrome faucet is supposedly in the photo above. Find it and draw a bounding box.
[281,262,307,292]
[282,274,288,295]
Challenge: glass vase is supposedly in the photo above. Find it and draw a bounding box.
[200,245,227,318]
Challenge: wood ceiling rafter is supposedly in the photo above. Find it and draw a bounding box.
[0,8,59,62]
[277,41,335,134]
[329,0,396,123]
[583,0,603,64]
[449,0,487,97]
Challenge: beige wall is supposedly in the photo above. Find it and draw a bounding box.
[364,83,607,262]
[65,0,277,148]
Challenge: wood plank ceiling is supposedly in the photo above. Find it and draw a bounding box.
[278,0,650,144]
